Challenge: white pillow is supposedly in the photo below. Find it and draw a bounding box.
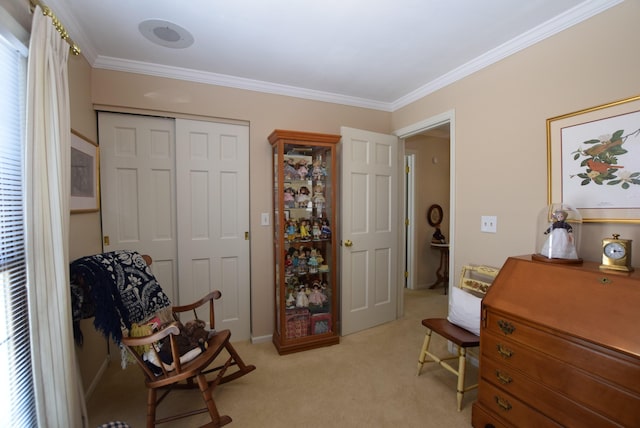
[143,346,203,372]
[447,286,482,336]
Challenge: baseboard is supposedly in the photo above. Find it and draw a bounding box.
[84,355,109,400]
[251,334,273,344]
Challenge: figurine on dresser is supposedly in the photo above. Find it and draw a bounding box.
[540,209,578,259]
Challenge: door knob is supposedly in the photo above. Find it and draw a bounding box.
[344,240,353,247]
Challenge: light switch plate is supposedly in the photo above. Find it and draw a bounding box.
[261,212,270,226]
[481,216,497,233]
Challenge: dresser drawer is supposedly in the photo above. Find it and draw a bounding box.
[482,330,640,427]
[472,401,510,428]
[481,356,621,428]
[476,378,561,428]
[484,310,640,395]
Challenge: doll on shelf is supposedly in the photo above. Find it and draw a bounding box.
[284,158,297,180]
[299,219,311,240]
[320,219,331,239]
[286,289,296,308]
[284,187,296,208]
[296,286,309,308]
[308,249,319,273]
[313,183,325,213]
[311,159,326,181]
[312,220,321,240]
[286,220,298,241]
[539,209,578,259]
[308,282,327,306]
[296,159,309,180]
[296,186,311,208]
[285,252,293,269]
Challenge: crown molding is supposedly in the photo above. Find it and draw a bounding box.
[92,56,393,112]
[391,0,623,111]
[72,0,621,113]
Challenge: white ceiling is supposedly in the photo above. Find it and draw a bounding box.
[38,0,620,111]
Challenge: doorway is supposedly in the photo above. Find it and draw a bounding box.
[395,111,454,300]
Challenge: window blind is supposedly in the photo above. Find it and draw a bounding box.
[0,25,37,427]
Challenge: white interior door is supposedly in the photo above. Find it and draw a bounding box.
[340,126,399,335]
[98,112,178,303]
[175,119,250,340]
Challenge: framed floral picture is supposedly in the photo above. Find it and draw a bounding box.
[546,95,640,223]
[70,130,100,213]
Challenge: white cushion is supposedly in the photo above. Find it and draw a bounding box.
[143,346,202,372]
[447,286,482,336]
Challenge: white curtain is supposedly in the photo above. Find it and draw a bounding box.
[25,6,87,427]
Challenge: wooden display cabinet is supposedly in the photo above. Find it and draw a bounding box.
[268,130,341,354]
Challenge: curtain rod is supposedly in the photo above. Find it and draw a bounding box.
[29,0,81,55]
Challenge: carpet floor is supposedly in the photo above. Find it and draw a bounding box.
[87,288,477,427]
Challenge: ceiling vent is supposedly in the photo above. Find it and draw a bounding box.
[138,19,194,49]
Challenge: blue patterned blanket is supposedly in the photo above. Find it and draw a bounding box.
[70,250,171,345]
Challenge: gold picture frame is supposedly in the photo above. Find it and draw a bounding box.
[70,130,100,213]
[546,95,640,223]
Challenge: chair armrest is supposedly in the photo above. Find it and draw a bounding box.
[172,290,221,313]
[121,321,186,377]
[171,291,221,330]
[121,322,180,347]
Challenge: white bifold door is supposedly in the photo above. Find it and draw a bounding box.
[99,112,250,340]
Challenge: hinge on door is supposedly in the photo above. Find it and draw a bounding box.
[405,165,410,174]
[103,235,110,245]
[404,271,408,278]
[405,218,409,226]
[245,231,249,240]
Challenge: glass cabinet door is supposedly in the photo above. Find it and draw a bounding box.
[269,130,340,354]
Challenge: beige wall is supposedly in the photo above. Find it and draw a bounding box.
[90,71,391,340]
[405,135,450,288]
[68,54,107,394]
[392,1,640,279]
[67,1,640,379]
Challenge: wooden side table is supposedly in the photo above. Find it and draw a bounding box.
[430,243,449,294]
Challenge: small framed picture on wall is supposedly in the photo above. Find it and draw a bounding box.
[70,130,100,213]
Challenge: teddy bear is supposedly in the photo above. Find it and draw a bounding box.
[183,319,209,351]
[157,319,210,365]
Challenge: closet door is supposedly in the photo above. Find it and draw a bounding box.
[98,112,178,303]
[99,113,251,340]
[175,119,250,339]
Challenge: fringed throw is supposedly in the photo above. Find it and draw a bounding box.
[70,250,171,345]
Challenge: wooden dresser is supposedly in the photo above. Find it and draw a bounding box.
[472,256,640,428]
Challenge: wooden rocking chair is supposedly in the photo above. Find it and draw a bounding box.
[120,256,256,427]
[72,251,255,428]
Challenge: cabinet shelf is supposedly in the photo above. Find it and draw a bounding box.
[269,129,341,354]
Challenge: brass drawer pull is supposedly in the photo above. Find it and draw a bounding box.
[496,343,513,359]
[498,319,515,335]
[494,395,512,411]
[495,370,513,384]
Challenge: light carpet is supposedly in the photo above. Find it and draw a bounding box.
[87,288,476,427]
